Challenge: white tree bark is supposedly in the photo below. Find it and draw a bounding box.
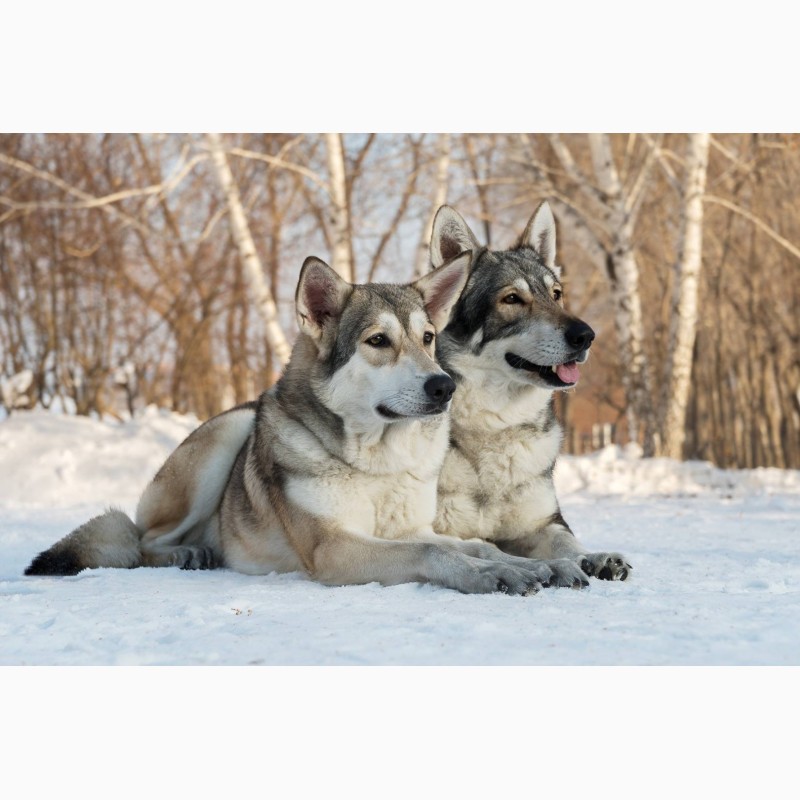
[206,133,292,372]
[586,133,656,452]
[662,132,711,459]
[325,133,354,282]
[415,133,451,278]
[611,244,653,449]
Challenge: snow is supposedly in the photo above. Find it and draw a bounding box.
[1,407,799,666]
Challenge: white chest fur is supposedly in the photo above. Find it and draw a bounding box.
[436,370,562,542]
[284,416,448,540]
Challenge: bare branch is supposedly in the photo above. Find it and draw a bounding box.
[705,194,800,261]
[463,134,493,245]
[226,146,332,197]
[368,137,422,281]
[0,150,206,231]
[274,134,305,163]
[624,133,662,221]
[548,134,609,211]
[0,152,151,232]
[709,135,747,167]
[348,133,377,188]
[641,133,682,194]
[548,197,608,273]
[142,148,207,212]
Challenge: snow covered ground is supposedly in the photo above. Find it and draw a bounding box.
[1,407,798,665]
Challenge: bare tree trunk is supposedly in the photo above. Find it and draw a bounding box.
[611,244,654,450]
[415,133,451,278]
[662,133,711,458]
[586,133,656,453]
[325,132,355,282]
[206,132,292,376]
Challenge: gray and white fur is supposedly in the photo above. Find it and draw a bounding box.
[430,202,632,581]
[25,253,575,594]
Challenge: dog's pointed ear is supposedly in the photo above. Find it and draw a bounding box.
[412,250,471,331]
[430,206,480,268]
[295,257,352,341]
[518,201,558,272]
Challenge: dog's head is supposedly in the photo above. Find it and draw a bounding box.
[295,253,470,423]
[430,202,594,391]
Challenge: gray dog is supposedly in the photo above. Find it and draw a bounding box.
[430,202,632,581]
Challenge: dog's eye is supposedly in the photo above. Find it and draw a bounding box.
[502,294,522,305]
[366,334,390,347]
[423,332,435,345]
[553,288,563,301]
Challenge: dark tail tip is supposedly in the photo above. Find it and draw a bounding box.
[24,549,84,576]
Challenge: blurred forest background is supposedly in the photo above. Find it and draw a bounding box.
[0,132,798,468]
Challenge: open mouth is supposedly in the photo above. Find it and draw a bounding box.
[504,352,581,387]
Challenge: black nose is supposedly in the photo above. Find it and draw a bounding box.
[424,374,456,403]
[564,320,595,351]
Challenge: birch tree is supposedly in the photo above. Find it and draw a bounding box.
[661,133,711,458]
[325,132,355,282]
[584,132,658,451]
[206,132,292,373]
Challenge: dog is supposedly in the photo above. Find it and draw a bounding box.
[429,202,632,581]
[25,253,574,594]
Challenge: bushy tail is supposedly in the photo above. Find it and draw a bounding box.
[24,509,142,576]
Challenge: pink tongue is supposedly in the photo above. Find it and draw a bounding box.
[555,361,580,384]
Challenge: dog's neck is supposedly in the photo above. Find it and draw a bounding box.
[443,348,555,433]
[339,415,449,478]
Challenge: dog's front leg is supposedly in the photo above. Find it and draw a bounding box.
[512,515,633,582]
[314,530,552,595]
[273,496,548,595]
[418,532,587,589]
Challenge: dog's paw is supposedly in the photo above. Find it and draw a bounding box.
[460,562,545,596]
[579,553,632,581]
[172,546,217,570]
[507,557,559,587]
[544,558,590,589]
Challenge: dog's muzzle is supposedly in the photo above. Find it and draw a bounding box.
[505,319,595,388]
[376,375,456,420]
